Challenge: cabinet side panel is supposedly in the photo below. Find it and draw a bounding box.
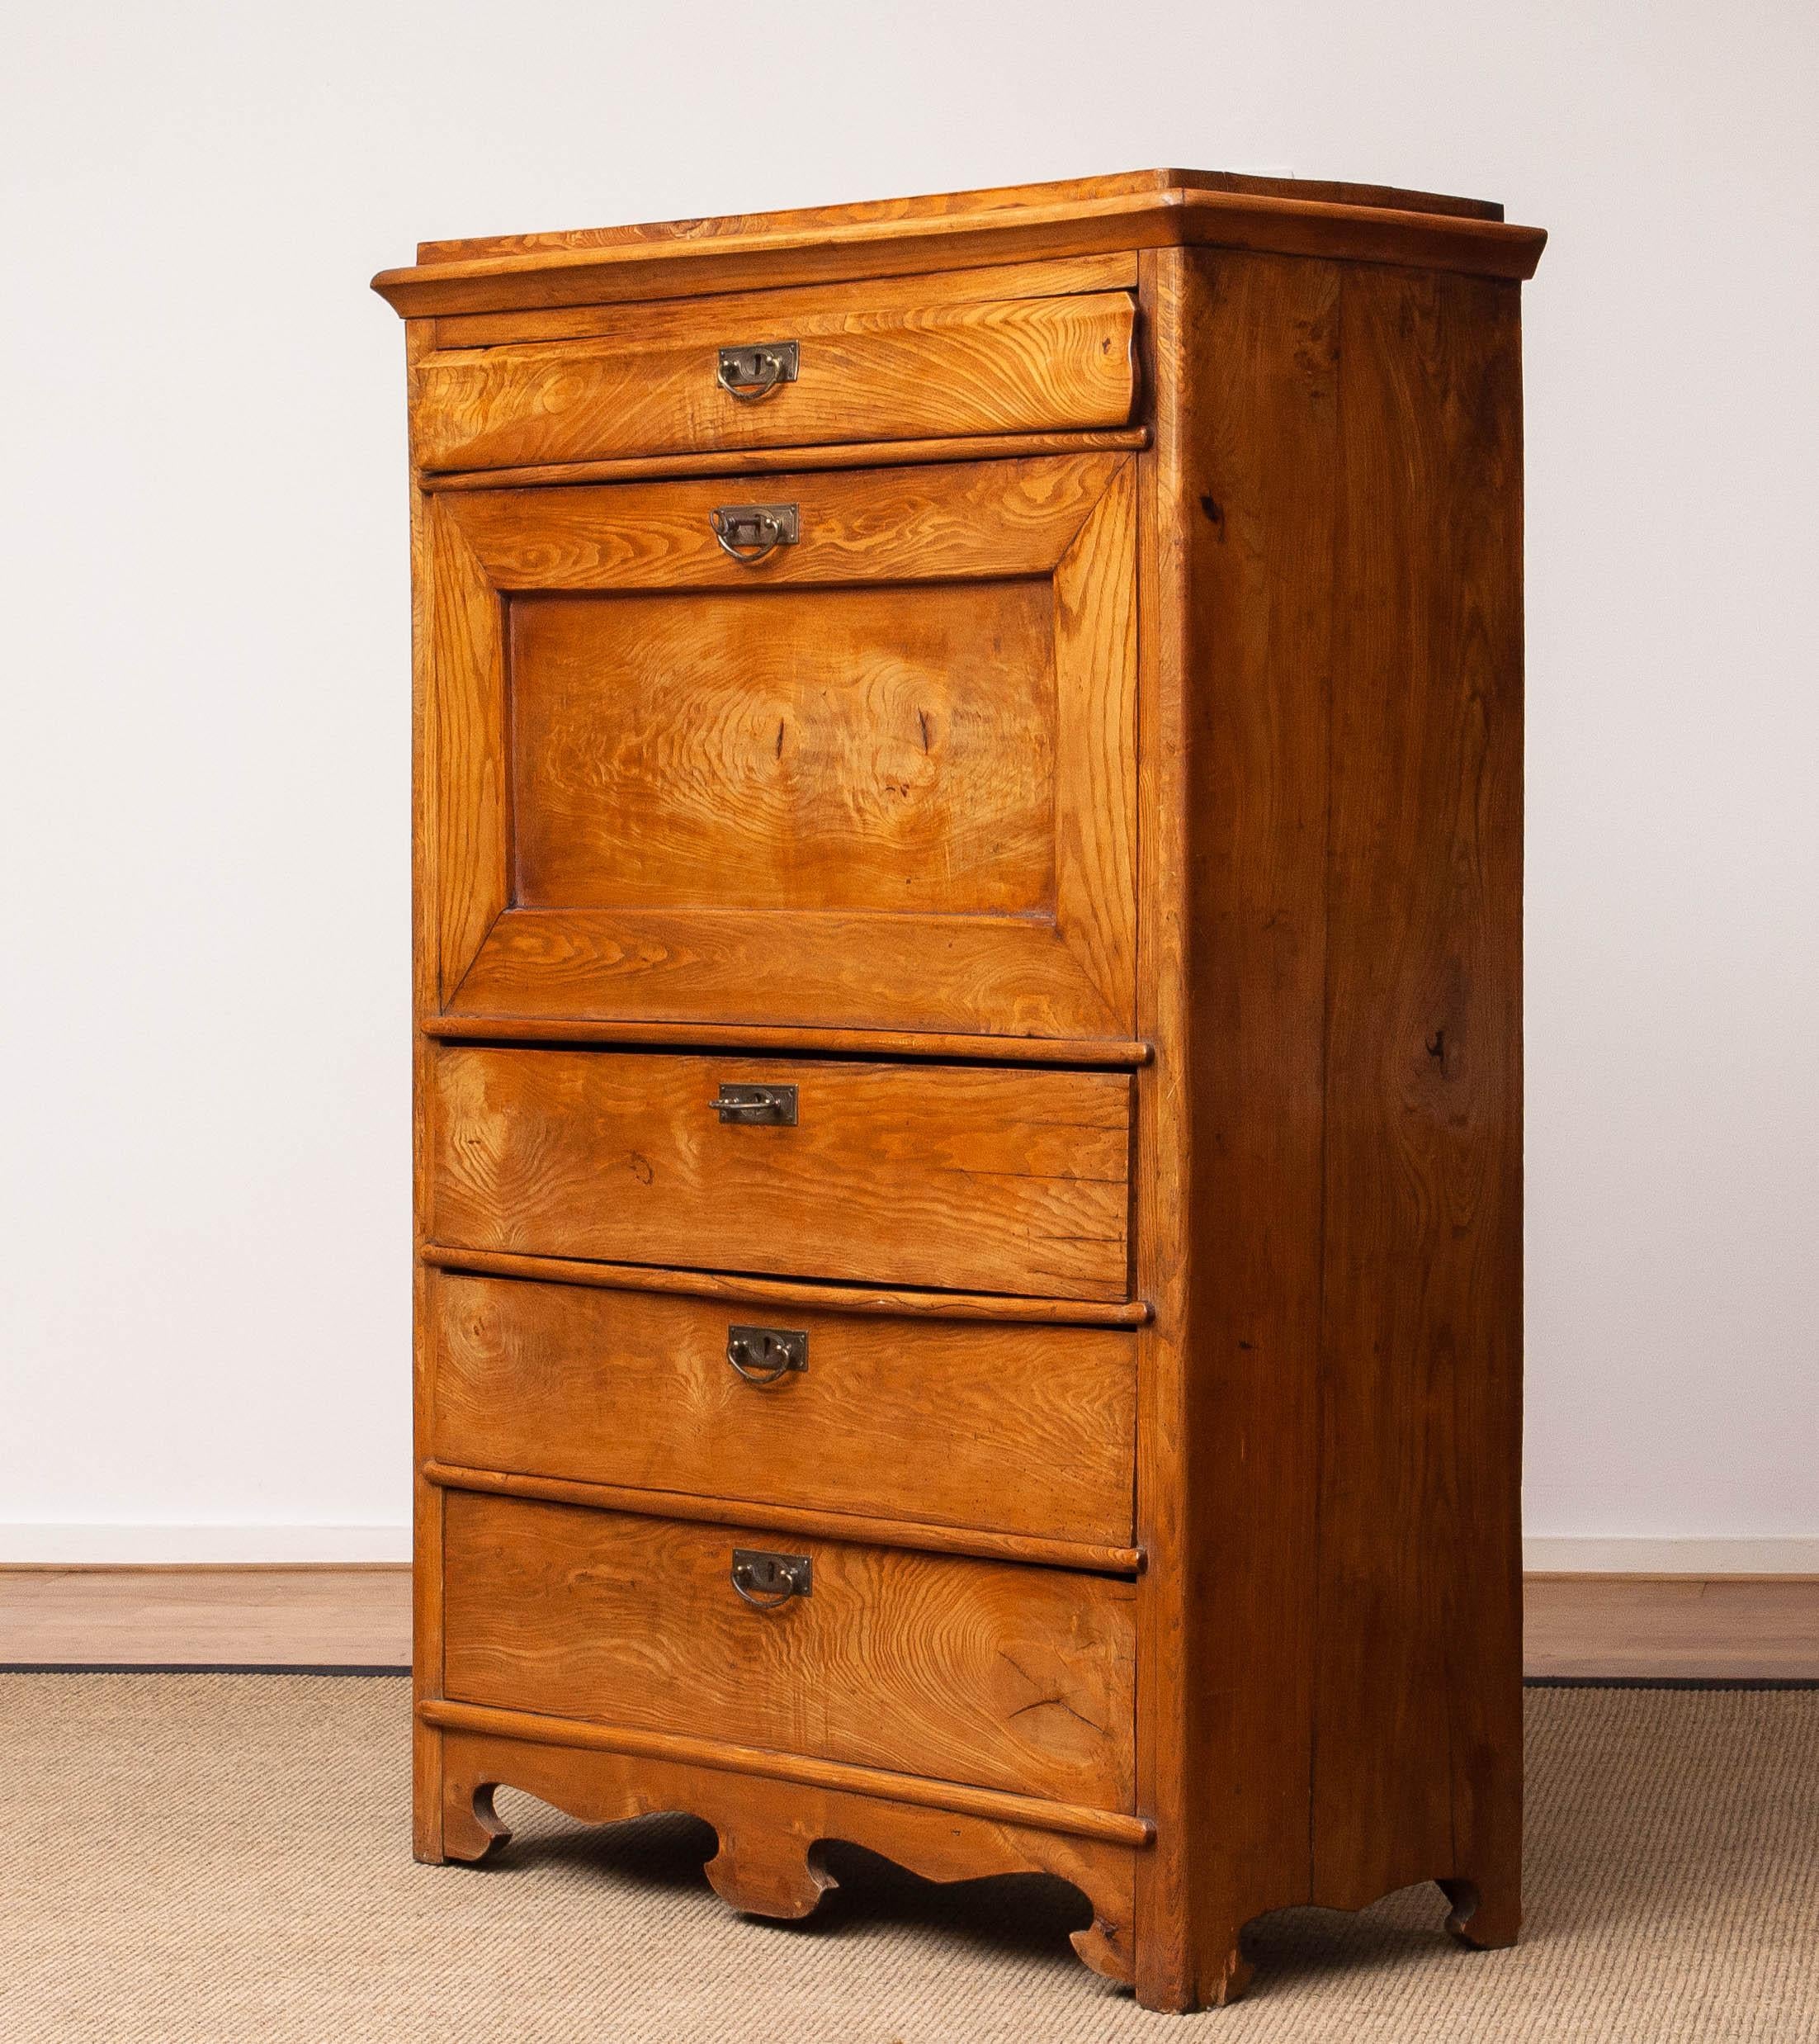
[1136,246,1340,2008]
[1311,267,1524,1918]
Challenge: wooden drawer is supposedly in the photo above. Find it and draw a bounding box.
[428,1269,1136,1547]
[442,1492,1136,1810]
[428,1048,1132,1303]
[410,286,1136,473]
[424,453,1136,1041]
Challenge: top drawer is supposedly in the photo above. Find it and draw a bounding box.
[410,286,1136,473]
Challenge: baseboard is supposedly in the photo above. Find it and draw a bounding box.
[1524,1537,1819,1575]
[0,1526,413,1565]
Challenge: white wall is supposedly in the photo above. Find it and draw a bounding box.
[2,1,1814,1564]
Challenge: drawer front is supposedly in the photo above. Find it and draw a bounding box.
[424,453,1136,1041]
[411,289,1136,473]
[428,1048,1132,1303]
[442,1492,1137,1810]
[429,1270,1136,1546]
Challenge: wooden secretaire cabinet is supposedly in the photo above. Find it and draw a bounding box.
[374,169,1545,2012]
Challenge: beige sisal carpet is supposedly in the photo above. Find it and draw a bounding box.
[3,1675,1814,2042]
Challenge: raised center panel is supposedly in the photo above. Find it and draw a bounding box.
[508,579,1056,917]
[425,454,1136,1041]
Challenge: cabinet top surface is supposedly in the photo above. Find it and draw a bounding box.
[373,168,1545,318]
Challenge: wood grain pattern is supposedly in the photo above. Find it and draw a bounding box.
[425,1710,1151,1851]
[1132,245,1345,2009]
[423,497,507,1004]
[442,1494,1138,1810]
[508,580,1056,916]
[412,291,1135,473]
[428,1047,1132,1301]
[418,426,1148,494]
[426,1464,1143,1574]
[374,198,1543,321]
[446,898,1131,1049]
[371,171,1543,320]
[1122,244,1530,2007]
[427,1268,1136,1545]
[413,169,1502,266]
[387,172,1543,2011]
[441,451,1115,591]
[419,1244,1151,1325]
[432,457,1137,1039]
[1050,459,1137,1011]
[1128,247,1198,2008]
[1309,263,1526,1938]
[428,252,1141,349]
[407,312,448,1856]
[432,1727,1141,1975]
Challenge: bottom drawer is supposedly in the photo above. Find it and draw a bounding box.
[442,1493,1136,1812]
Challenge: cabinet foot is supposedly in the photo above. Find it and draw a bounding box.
[705,1824,835,1920]
[1070,1912,1136,1988]
[1439,1874,1521,1950]
[1207,1935,1255,2007]
[442,1777,512,1865]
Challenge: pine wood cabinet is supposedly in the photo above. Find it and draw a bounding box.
[375,168,1545,2011]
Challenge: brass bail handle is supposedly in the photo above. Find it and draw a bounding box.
[711,1081,797,1124]
[730,1549,812,1610]
[716,339,799,401]
[725,1324,808,1388]
[709,502,800,566]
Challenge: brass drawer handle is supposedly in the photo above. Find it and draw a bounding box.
[709,502,799,565]
[716,341,798,401]
[725,1324,808,1387]
[731,1548,811,1610]
[711,1082,797,1125]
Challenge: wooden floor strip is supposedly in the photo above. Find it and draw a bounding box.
[0,1566,413,1668]
[2,1567,1815,1679]
[1522,1574,1819,1682]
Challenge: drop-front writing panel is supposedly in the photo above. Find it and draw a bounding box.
[426,456,1136,1039]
